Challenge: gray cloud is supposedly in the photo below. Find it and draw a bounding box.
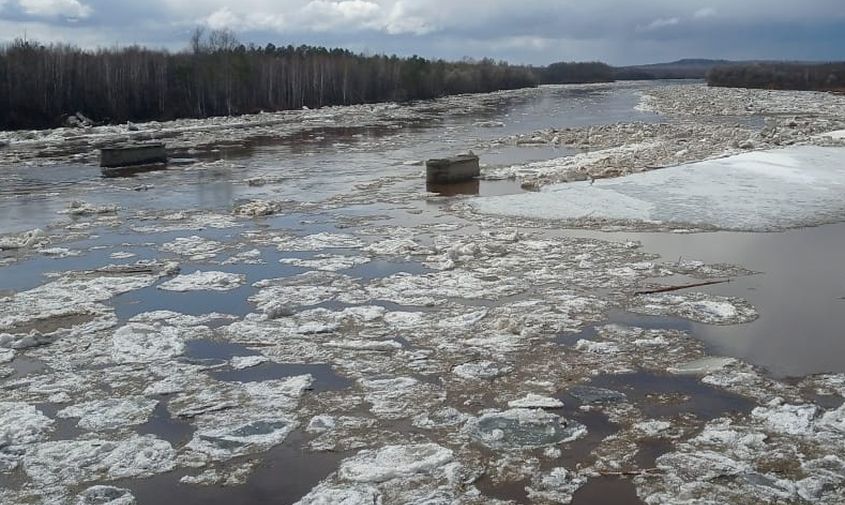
[0,0,843,64]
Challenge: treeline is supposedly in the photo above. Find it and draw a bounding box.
[539,62,615,84]
[707,62,845,91]
[0,29,542,130]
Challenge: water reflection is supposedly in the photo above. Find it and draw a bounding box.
[101,163,169,179]
[427,180,480,196]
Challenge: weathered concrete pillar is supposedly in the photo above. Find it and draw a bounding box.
[100,143,168,168]
[426,154,480,184]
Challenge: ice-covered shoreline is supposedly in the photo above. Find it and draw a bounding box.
[478,84,845,189]
[471,146,845,232]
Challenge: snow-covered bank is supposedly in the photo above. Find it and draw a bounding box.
[471,146,845,231]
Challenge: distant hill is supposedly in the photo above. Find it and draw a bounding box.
[614,59,750,80]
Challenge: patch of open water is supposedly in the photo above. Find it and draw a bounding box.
[562,222,845,377]
[120,431,346,505]
[586,371,755,421]
[184,340,352,393]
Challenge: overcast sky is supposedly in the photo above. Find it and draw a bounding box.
[0,0,843,65]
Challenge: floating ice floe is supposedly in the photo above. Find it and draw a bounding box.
[61,200,119,216]
[57,397,158,431]
[669,356,738,375]
[526,467,586,504]
[0,402,54,448]
[110,322,201,363]
[467,409,586,450]
[186,418,295,461]
[508,394,565,409]
[629,292,758,325]
[367,270,528,306]
[233,200,283,217]
[362,236,433,258]
[23,435,176,487]
[360,377,445,420]
[109,251,137,260]
[179,375,312,462]
[452,360,513,380]
[642,404,845,505]
[179,461,257,487]
[751,400,818,437]
[276,232,365,251]
[633,419,673,437]
[249,271,368,315]
[0,349,14,363]
[222,249,263,265]
[131,213,240,233]
[76,486,136,505]
[230,355,269,370]
[338,443,454,483]
[294,483,380,505]
[158,271,245,292]
[159,236,225,261]
[0,228,47,250]
[0,266,169,349]
[38,247,82,258]
[279,254,371,272]
[472,146,845,231]
[568,385,628,405]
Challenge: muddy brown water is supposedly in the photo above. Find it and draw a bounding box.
[571,477,644,505]
[119,431,346,505]
[585,371,755,421]
[564,224,845,378]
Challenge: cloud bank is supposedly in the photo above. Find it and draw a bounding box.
[0,0,843,65]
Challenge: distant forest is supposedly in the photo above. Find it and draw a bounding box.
[540,62,615,84]
[0,29,618,130]
[707,62,845,91]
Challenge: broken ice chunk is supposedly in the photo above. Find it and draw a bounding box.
[568,385,627,405]
[157,271,245,292]
[294,483,380,505]
[526,467,586,504]
[338,443,453,483]
[76,486,136,505]
[23,435,176,487]
[453,360,513,380]
[58,398,158,431]
[508,394,564,409]
[467,409,586,450]
[159,236,224,261]
[629,292,758,325]
[279,255,371,272]
[0,402,54,447]
[111,323,188,364]
[186,418,295,461]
